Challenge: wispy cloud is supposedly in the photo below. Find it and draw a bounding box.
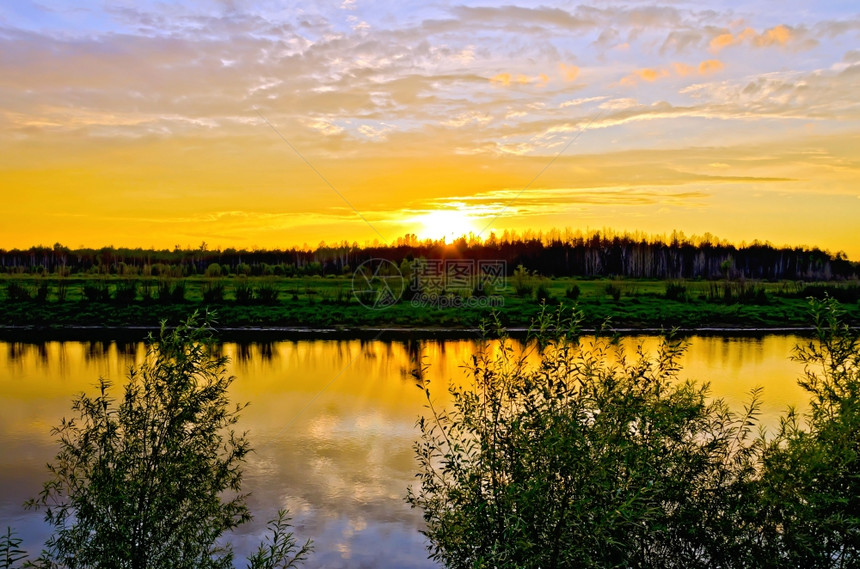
[1,1,858,255]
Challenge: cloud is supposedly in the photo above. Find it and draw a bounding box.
[442,111,492,128]
[709,30,743,51]
[639,68,670,82]
[709,25,798,52]
[303,118,344,136]
[672,62,695,76]
[622,59,725,85]
[490,73,512,86]
[490,71,552,87]
[559,63,579,82]
[357,124,392,140]
[698,59,724,74]
[449,5,595,32]
[619,67,667,86]
[754,24,792,47]
[660,30,704,55]
[560,96,607,108]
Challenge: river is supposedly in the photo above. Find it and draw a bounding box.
[0,334,811,568]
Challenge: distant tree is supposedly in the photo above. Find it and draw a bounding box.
[205,263,223,278]
[511,265,533,297]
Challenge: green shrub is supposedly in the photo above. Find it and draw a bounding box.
[256,282,280,305]
[409,298,860,569]
[664,282,688,301]
[5,282,33,302]
[82,281,110,302]
[512,265,534,297]
[756,297,860,567]
[791,283,860,303]
[203,280,226,304]
[17,313,312,569]
[156,280,185,304]
[534,283,552,303]
[56,279,69,302]
[113,280,138,304]
[33,281,49,303]
[140,279,156,302]
[235,280,254,304]
[0,527,27,569]
[205,263,223,278]
[605,282,621,301]
[564,284,580,301]
[409,307,761,568]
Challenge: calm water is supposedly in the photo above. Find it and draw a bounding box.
[0,335,811,568]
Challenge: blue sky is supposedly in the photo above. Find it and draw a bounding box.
[1,1,859,253]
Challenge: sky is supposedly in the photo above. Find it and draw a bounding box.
[1,1,859,257]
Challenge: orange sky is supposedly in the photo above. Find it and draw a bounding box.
[1,2,858,258]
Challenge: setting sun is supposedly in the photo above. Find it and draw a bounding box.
[413,208,481,242]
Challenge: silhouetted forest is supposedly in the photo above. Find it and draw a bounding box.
[1,230,856,281]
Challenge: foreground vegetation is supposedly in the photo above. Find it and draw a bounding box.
[3,300,860,568]
[409,298,860,568]
[0,314,311,569]
[1,274,859,331]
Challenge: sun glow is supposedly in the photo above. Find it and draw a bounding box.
[413,209,481,242]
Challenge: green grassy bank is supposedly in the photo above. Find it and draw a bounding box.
[1,275,858,331]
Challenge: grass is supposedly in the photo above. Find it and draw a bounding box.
[1,275,858,331]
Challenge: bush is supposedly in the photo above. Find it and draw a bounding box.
[113,280,138,304]
[512,265,534,297]
[564,284,580,301]
[82,281,110,302]
[0,528,27,568]
[605,282,621,301]
[235,280,254,304]
[34,281,49,303]
[5,281,33,302]
[792,283,860,303]
[534,282,553,304]
[756,297,860,567]
[205,263,223,278]
[56,279,69,302]
[140,279,156,302]
[17,313,312,569]
[156,279,185,304]
[664,282,688,301]
[256,282,280,305]
[409,307,761,569]
[203,280,226,304]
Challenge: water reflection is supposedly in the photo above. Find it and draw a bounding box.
[0,335,810,568]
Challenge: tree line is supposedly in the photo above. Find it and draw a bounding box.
[1,230,856,280]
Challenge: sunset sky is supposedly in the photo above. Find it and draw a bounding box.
[1,1,858,257]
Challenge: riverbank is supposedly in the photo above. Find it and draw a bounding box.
[1,293,857,340]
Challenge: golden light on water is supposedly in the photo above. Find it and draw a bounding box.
[0,336,814,565]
